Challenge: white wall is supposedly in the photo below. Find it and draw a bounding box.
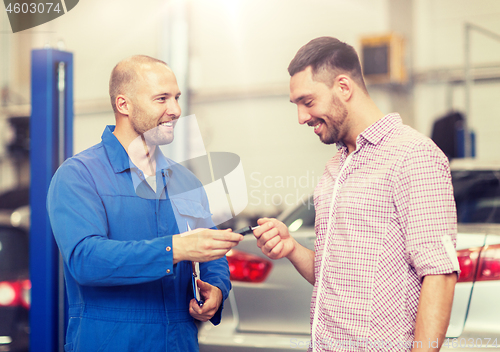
[1,0,170,153]
[413,0,500,159]
[1,0,393,215]
[190,0,391,215]
[189,0,389,90]
[3,0,499,215]
[0,9,13,191]
[1,0,165,189]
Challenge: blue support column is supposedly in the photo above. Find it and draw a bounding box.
[30,49,73,352]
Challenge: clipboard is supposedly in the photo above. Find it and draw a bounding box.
[192,261,204,307]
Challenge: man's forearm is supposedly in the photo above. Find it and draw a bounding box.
[412,273,457,351]
[287,240,315,285]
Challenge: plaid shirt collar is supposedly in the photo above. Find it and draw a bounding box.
[336,113,403,152]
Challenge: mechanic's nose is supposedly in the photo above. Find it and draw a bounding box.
[168,100,181,119]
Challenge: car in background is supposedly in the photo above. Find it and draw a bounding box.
[198,158,500,351]
[0,199,30,352]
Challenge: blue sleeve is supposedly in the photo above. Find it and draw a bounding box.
[47,159,174,286]
[197,193,231,325]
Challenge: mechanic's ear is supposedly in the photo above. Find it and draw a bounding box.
[116,95,131,116]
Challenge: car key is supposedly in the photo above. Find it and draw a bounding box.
[234,225,260,236]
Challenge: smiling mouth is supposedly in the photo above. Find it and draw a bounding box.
[159,121,175,128]
[308,120,322,133]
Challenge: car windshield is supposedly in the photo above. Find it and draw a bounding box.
[452,170,500,223]
[281,196,315,230]
[281,169,500,231]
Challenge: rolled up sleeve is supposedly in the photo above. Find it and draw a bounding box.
[394,142,460,280]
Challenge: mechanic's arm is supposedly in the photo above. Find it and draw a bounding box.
[191,254,231,324]
[48,160,242,287]
[254,218,315,285]
[172,230,242,263]
[176,198,233,325]
[189,279,224,322]
[411,273,457,351]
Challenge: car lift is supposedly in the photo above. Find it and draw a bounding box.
[30,48,73,352]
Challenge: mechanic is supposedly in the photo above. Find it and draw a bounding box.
[47,55,243,351]
[253,37,459,352]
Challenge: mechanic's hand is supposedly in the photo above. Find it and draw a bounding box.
[173,228,243,263]
[253,218,296,260]
[189,279,223,322]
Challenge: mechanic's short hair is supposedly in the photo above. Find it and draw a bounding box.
[109,55,168,113]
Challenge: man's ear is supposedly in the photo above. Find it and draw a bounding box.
[116,95,131,116]
[335,75,353,102]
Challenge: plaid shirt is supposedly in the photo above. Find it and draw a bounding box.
[311,113,459,352]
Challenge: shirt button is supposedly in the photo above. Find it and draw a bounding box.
[166,246,171,251]
[166,269,171,274]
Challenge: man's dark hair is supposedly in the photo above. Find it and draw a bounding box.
[288,37,367,93]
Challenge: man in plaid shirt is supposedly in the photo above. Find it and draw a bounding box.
[253,37,459,352]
